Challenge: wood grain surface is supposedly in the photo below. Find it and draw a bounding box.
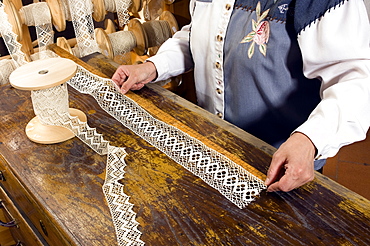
[0,46,369,245]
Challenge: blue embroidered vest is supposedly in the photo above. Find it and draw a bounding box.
[223,0,345,147]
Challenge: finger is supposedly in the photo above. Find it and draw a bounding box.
[267,165,314,192]
[266,181,281,192]
[131,83,145,91]
[112,68,127,85]
[267,173,296,192]
[120,77,138,94]
[265,154,285,186]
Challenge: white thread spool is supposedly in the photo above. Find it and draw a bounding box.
[9,58,87,144]
[58,19,115,58]
[142,20,171,48]
[91,0,142,22]
[159,11,178,36]
[145,11,178,56]
[59,0,94,22]
[95,18,148,59]
[4,0,66,42]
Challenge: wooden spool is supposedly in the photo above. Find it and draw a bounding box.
[9,58,87,144]
[92,0,143,22]
[3,0,66,42]
[56,37,74,55]
[95,18,147,59]
[58,19,115,57]
[159,10,178,36]
[146,11,178,56]
[95,11,178,59]
[129,0,143,17]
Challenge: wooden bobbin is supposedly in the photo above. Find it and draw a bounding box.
[92,0,143,22]
[129,0,143,17]
[104,18,117,34]
[4,0,66,42]
[56,37,74,55]
[44,0,66,32]
[58,19,115,57]
[95,18,147,59]
[9,58,87,144]
[3,0,23,41]
[159,10,178,36]
[146,11,178,56]
[128,19,148,55]
[91,0,106,23]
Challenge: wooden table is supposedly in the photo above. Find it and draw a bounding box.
[0,48,369,245]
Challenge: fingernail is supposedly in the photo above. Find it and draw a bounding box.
[121,88,127,94]
[264,177,270,185]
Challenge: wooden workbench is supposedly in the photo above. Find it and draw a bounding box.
[0,48,369,245]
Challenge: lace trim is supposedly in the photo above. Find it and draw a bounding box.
[68,66,267,209]
[67,0,99,57]
[0,3,28,67]
[31,82,144,246]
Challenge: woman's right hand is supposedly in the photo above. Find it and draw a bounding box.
[112,61,158,94]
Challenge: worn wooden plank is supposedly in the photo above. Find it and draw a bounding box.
[0,48,369,245]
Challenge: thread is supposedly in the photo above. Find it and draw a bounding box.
[104,0,116,12]
[108,30,136,56]
[67,0,99,57]
[104,0,131,27]
[60,0,72,21]
[32,83,70,126]
[19,2,51,26]
[142,20,171,48]
[0,2,28,66]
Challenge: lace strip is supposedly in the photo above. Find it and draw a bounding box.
[68,65,267,209]
[32,82,144,246]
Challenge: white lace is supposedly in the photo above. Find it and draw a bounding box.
[114,0,131,28]
[0,3,28,67]
[68,66,267,208]
[31,83,144,245]
[67,0,99,57]
[20,2,54,59]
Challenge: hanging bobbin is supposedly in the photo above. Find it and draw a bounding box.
[9,57,87,144]
[92,0,143,23]
[95,11,178,59]
[4,0,66,42]
[95,18,147,59]
[58,19,116,58]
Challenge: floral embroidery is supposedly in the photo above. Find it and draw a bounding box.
[240,2,270,58]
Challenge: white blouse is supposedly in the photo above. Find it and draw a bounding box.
[148,0,370,159]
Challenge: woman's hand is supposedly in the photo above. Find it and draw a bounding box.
[265,132,316,192]
[112,61,158,94]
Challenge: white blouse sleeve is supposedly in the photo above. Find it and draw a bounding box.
[146,0,195,82]
[295,0,370,158]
